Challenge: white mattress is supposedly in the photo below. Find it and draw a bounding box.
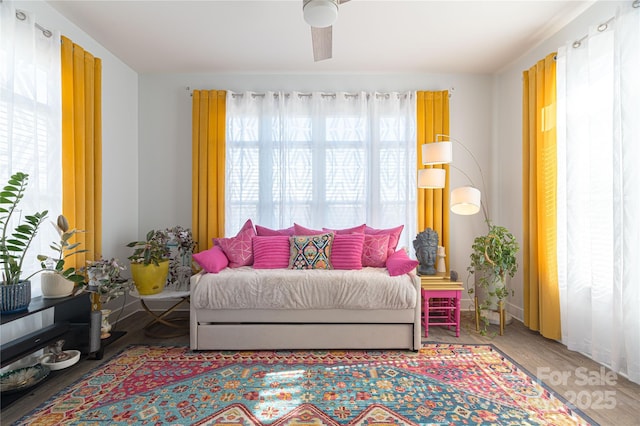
[191,267,417,310]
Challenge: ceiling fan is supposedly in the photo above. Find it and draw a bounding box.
[302,0,351,61]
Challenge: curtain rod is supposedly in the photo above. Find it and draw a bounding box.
[572,0,638,49]
[186,88,452,99]
[228,92,411,100]
[15,9,53,38]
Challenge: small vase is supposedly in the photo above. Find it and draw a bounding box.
[90,292,102,311]
[41,272,75,299]
[1,280,31,314]
[100,309,112,339]
[436,246,446,274]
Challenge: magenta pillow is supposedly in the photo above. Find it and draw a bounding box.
[214,219,256,268]
[331,233,365,270]
[255,224,295,236]
[362,233,390,267]
[323,224,366,235]
[192,246,229,273]
[386,248,419,276]
[365,225,404,256]
[294,223,323,235]
[252,236,290,269]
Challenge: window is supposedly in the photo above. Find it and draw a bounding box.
[556,4,640,383]
[226,91,416,249]
[1,3,62,295]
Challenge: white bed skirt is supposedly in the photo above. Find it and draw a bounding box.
[190,270,422,351]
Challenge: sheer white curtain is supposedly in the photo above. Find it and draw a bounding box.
[0,1,62,297]
[556,3,640,384]
[226,91,417,249]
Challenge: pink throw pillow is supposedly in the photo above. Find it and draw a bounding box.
[331,233,365,270]
[293,223,323,235]
[323,224,366,234]
[362,233,390,267]
[252,236,290,269]
[255,224,295,236]
[365,225,404,256]
[192,246,229,273]
[386,248,419,276]
[214,219,256,268]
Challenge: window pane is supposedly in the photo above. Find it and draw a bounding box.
[225,91,416,244]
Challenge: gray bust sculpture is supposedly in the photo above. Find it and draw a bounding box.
[413,228,438,275]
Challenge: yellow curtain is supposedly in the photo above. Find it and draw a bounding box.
[192,90,226,250]
[416,91,450,270]
[61,36,102,266]
[522,52,561,340]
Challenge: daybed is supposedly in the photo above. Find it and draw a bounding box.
[189,221,421,351]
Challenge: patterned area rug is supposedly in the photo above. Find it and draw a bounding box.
[17,344,594,425]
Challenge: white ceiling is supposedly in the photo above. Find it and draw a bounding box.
[48,0,595,74]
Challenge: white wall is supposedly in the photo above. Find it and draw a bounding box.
[139,72,494,309]
[493,0,625,319]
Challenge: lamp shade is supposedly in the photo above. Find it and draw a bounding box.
[303,0,338,28]
[422,141,452,165]
[417,168,446,189]
[450,186,481,215]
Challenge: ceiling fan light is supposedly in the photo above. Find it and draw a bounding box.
[304,0,338,28]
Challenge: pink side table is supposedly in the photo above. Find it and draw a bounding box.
[419,276,463,338]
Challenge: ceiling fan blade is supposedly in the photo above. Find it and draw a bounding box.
[311,26,332,62]
[338,0,350,3]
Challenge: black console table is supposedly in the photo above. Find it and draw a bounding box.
[1,294,127,408]
[1,293,92,368]
[1,293,93,408]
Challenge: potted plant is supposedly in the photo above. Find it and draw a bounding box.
[165,226,196,290]
[37,214,88,298]
[1,172,48,314]
[467,224,519,334]
[82,257,131,307]
[81,257,132,336]
[127,229,170,295]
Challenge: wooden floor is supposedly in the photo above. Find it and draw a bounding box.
[2,312,639,425]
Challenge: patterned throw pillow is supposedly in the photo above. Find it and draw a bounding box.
[289,233,334,270]
[362,233,390,267]
[214,219,256,268]
[365,225,404,256]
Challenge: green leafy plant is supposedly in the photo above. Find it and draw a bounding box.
[127,229,170,266]
[165,226,197,287]
[81,257,131,304]
[467,224,519,334]
[0,172,48,285]
[37,214,88,284]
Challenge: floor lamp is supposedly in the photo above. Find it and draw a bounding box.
[417,134,490,226]
[417,135,505,334]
